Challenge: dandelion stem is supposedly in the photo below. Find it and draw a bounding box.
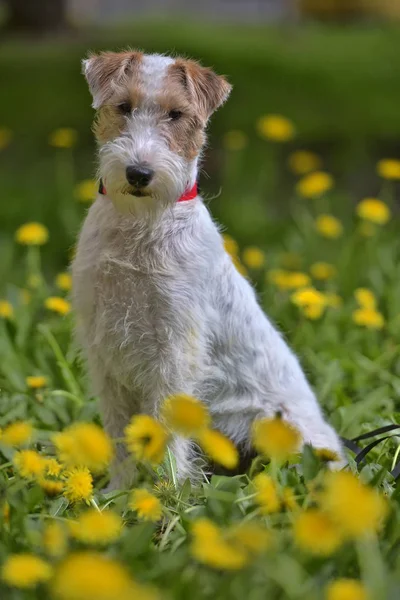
[90,498,101,512]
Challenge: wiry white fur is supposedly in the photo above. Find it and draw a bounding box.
[140,54,175,95]
[72,53,344,489]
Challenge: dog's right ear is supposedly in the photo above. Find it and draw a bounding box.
[82,51,142,109]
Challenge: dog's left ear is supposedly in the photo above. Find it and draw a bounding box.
[82,51,141,109]
[173,60,232,119]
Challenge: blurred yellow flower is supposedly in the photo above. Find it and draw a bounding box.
[15,222,49,245]
[130,489,163,522]
[124,414,168,464]
[242,246,266,269]
[231,255,248,278]
[268,269,311,290]
[282,487,298,511]
[63,468,93,504]
[291,287,327,309]
[53,422,113,474]
[325,292,343,308]
[56,272,72,291]
[257,114,295,142]
[161,393,210,437]
[49,128,78,149]
[222,233,239,257]
[191,518,248,570]
[356,198,390,225]
[42,522,67,558]
[296,171,333,198]
[197,428,239,469]
[0,300,14,319]
[14,450,45,479]
[293,509,343,556]
[315,214,343,239]
[288,150,322,175]
[26,375,48,389]
[352,307,384,330]
[70,509,123,545]
[75,179,97,203]
[0,127,13,150]
[1,554,52,589]
[302,304,324,320]
[320,471,388,538]
[310,262,337,281]
[51,552,140,600]
[223,130,248,151]
[326,579,368,600]
[227,522,273,554]
[40,480,64,497]
[253,473,281,514]
[44,296,71,316]
[1,421,33,447]
[354,287,376,309]
[44,458,63,477]
[252,416,301,461]
[377,158,400,180]
[314,448,341,463]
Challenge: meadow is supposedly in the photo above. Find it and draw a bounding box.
[0,21,400,600]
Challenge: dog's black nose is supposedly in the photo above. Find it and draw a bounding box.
[126,165,154,187]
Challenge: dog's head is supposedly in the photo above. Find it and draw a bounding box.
[83,51,231,215]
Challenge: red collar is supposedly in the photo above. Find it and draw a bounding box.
[98,180,198,202]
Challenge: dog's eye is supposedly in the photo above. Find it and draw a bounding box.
[117,102,132,115]
[168,109,183,121]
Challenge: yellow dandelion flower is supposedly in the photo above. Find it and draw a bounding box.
[325,292,343,308]
[282,487,298,511]
[1,421,33,446]
[296,171,333,198]
[310,262,337,281]
[14,450,45,479]
[314,448,341,463]
[377,158,400,180]
[222,234,239,257]
[44,457,63,477]
[15,222,49,245]
[326,579,368,600]
[223,130,248,151]
[161,393,210,437]
[75,179,97,203]
[352,307,384,330]
[197,428,239,469]
[56,272,72,291]
[354,288,376,309]
[51,552,139,600]
[293,509,343,556]
[358,221,376,238]
[124,414,168,464]
[70,509,123,545]
[0,300,13,319]
[191,519,248,570]
[315,214,343,239]
[26,375,48,389]
[49,128,78,149]
[40,479,64,497]
[291,287,327,308]
[288,150,322,175]
[0,127,13,150]
[63,467,93,504]
[302,304,324,320]
[1,554,52,589]
[320,471,388,538]
[253,473,281,514]
[130,489,163,522]
[43,522,67,558]
[44,296,71,316]
[257,114,295,142]
[268,269,311,291]
[356,198,390,225]
[252,416,301,461]
[53,422,113,473]
[227,522,273,554]
[231,254,248,277]
[242,246,266,269]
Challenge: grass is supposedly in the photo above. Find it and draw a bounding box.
[0,21,400,600]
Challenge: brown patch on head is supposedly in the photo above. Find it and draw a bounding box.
[159,60,231,160]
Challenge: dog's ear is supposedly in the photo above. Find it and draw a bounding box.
[82,51,142,109]
[173,60,232,119]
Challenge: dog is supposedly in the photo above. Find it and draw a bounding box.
[72,50,343,488]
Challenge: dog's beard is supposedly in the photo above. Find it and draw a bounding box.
[98,137,196,217]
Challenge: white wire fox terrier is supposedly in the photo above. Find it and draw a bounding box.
[72,50,343,488]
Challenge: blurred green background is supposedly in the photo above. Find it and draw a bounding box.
[1,0,400,281]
